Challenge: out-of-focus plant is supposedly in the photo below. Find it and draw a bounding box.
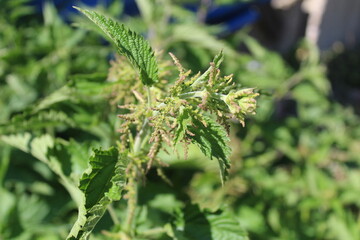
[185,39,360,240]
[0,1,110,122]
[0,2,112,239]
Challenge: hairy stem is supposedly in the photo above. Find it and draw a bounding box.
[125,86,153,236]
[133,86,152,153]
[133,118,149,154]
[124,167,137,235]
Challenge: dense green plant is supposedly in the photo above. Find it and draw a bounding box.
[68,7,258,239]
[0,1,111,122]
[1,6,258,240]
[2,2,360,240]
[0,2,113,239]
[189,39,360,240]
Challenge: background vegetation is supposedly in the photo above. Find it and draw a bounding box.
[1,1,360,240]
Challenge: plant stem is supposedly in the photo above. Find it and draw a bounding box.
[108,204,120,225]
[133,118,149,154]
[125,86,153,236]
[179,90,224,99]
[133,86,152,154]
[124,167,137,235]
[140,227,167,236]
[146,86,152,108]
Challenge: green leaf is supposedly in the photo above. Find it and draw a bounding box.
[191,50,224,88]
[0,110,75,134]
[172,204,248,240]
[0,133,84,205]
[176,108,231,184]
[174,107,192,144]
[0,135,125,240]
[75,7,158,86]
[80,147,124,208]
[67,147,128,240]
[212,50,225,68]
[31,85,76,112]
[188,116,231,184]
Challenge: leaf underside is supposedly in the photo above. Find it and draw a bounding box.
[75,7,158,86]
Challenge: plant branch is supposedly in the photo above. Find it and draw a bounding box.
[133,118,149,154]
[124,165,137,235]
[125,86,153,236]
[108,204,120,225]
[178,90,225,99]
[133,86,153,154]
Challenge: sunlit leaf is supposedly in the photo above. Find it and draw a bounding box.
[67,147,128,240]
[75,7,158,86]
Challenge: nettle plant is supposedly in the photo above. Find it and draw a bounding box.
[66,7,259,240]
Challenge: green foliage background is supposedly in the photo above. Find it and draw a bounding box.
[1,1,360,240]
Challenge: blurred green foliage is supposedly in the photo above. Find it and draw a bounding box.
[189,39,360,240]
[1,1,360,240]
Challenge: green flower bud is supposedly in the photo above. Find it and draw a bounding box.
[221,88,259,126]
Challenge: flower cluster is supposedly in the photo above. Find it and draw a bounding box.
[114,51,259,171]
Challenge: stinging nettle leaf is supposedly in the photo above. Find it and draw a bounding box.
[80,147,124,208]
[0,133,84,205]
[174,107,192,144]
[173,204,248,240]
[176,109,231,184]
[74,7,158,86]
[67,147,128,240]
[188,116,231,184]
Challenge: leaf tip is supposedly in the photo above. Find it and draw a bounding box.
[72,6,81,11]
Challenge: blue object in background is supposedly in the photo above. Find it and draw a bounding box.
[123,0,139,16]
[205,1,269,35]
[29,0,270,35]
[184,0,270,35]
[30,0,113,19]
